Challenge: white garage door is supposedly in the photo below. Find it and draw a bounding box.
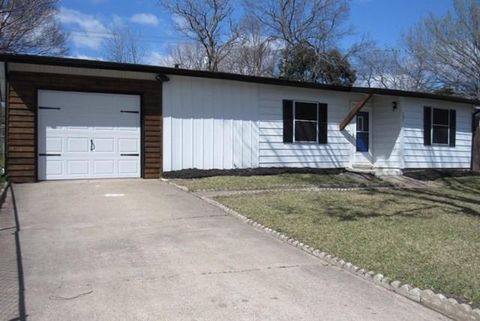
[38,90,141,180]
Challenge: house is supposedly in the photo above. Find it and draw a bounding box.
[0,54,478,183]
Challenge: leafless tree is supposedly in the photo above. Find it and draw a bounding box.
[353,45,436,91]
[0,0,67,55]
[160,0,240,71]
[163,43,208,69]
[245,0,351,78]
[222,17,278,76]
[102,23,144,64]
[405,0,480,98]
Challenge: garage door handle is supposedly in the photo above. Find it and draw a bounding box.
[121,153,139,156]
[39,153,61,156]
[90,139,95,151]
[39,106,61,110]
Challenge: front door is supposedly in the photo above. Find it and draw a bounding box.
[354,111,372,165]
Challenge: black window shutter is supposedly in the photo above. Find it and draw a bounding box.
[449,109,456,147]
[424,107,432,146]
[318,103,328,144]
[283,100,293,143]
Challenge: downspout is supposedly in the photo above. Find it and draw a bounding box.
[0,61,7,175]
[472,107,480,171]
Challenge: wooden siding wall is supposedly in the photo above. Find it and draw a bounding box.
[163,76,259,171]
[371,96,403,168]
[402,97,472,169]
[7,71,162,182]
[258,85,363,168]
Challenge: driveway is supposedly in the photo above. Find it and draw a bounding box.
[12,180,449,321]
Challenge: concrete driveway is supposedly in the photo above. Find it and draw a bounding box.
[13,179,449,321]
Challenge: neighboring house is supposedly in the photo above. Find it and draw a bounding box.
[0,54,478,183]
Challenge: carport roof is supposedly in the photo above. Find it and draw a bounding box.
[1,53,479,106]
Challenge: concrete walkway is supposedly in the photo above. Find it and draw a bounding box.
[12,180,449,321]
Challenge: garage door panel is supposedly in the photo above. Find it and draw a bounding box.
[119,139,139,153]
[68,126,89,130]
[118,160,139,175]
[67,138,89,152]
[67,160,89,176]
[94,160,115,175]
[94,126,115,131]
[94,138,115,153]
[46,160,63,176]
[46,138,63,153]
[38,90,141,180]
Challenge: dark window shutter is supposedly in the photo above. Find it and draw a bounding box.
[283,100,293,143]
[318,103,328,144]
[449,109,456,147]
[424,107,432,146]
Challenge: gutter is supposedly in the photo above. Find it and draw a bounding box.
[4,62,8,176]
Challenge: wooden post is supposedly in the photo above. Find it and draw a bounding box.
[339,94,373,131]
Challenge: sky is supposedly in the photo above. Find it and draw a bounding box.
[58,0,454,65]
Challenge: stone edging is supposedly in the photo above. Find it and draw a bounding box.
[161,179,391,194]
[198,194,480,321]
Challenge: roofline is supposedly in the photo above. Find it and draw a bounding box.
[1,53,479,105]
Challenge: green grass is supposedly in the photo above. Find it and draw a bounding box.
[216,176,480,306]
[173,172,389,191]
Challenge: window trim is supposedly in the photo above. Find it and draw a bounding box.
[293,100,319,143]
[431,107,450,146]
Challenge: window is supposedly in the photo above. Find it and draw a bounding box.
[283,100,328,144]
[294,102,318,142]
[432,108,450,145]
[423,106,456,147]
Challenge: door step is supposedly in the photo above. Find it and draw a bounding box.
[347,166,403,176]
[347,165,375,174]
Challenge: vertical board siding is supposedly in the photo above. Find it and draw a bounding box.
[402,98,472,168]
[163,76,259,171]
[372,96,403,168]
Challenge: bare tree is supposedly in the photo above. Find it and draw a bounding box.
[222,17,278,76]
[160,0,239,71]
[102,23,144,64]
[164,42,208,69]
[353,45,436,91]
[246,0,350,49]
[405,0,480,98]
[0,0,67,55]
[245,0,351,80]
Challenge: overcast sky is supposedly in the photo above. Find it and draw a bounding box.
[58,0,453,65]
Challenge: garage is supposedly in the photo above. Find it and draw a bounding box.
[37,90,141,180]
[3,61,163,183]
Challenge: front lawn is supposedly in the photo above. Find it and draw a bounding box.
[216,176,480,306]
[172,172,388,192]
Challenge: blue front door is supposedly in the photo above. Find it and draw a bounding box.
[356,112,369,152]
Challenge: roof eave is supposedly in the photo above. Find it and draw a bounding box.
[0,53,479,105]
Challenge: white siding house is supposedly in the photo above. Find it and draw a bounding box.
[163,75,475,173]
[2,55,476,182]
